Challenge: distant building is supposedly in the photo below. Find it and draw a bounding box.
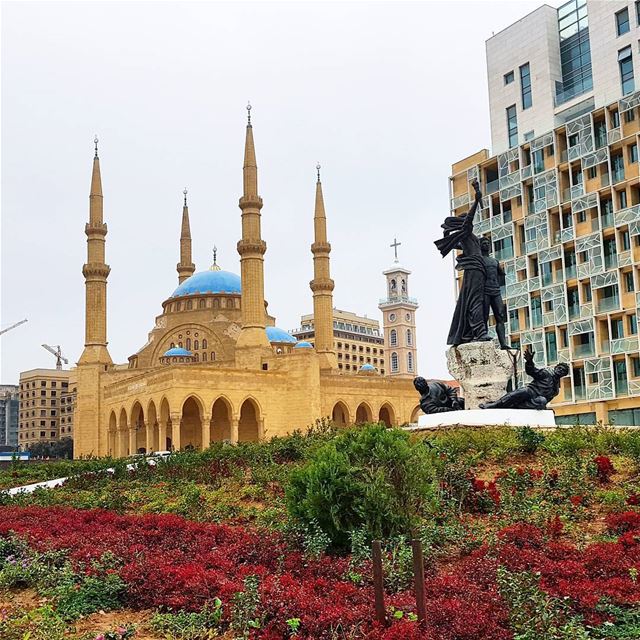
[290,309,386,374]
[0,385,19,448]
[18,369,76,450]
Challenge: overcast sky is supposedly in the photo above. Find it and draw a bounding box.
[1,0,545,383]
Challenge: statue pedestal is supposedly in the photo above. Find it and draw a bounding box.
[446,342,513,410]
[413,408,556,430]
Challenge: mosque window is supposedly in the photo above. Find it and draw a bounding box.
[199,299,205,308]
[408,352,414,372]
[194,353,199,362]
[194,339,199,350]
[213,299,219,309]
[186,300,193,310]
[407,329,413,346]
[202,339,208,349]
[211,352,216,361]
[390,329,398,346]
[176,302,182,311]
[391,352,398,372]
[178,342,183,348]
[170,342,175,349]
[173,358,177,363]
[186,338,191,350]
[202,352,207,362]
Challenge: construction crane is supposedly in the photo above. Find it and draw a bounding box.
[42,344,68,370]
[0,319,28,337]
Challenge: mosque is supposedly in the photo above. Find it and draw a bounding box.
[74,108,421,458]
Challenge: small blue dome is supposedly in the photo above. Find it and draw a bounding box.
[266,326,297,343]
[163,347,193,357]
[294,341,313,349]
[360,364,376,371]
[170,270,241,298]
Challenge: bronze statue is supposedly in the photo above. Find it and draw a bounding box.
[479,347,569,410]
[414,377,465,414]
[480,236,509,350]
[435,179,490,346]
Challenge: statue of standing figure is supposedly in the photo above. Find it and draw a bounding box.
[480,236,509,350]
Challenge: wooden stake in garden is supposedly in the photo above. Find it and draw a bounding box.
[372,540,386,625]
[411,538,427,626]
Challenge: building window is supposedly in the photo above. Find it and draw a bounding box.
[629,314,638,335]
[625,271,635,292]
[612,317,624,340]
[202,339,208,349]
[390,329,397,346]
[619,190,628,209]
[506,105,518,148]
[407,329,413,346]
[616,7,630,35]
[520,63,532,109]
[186,338,191,350]
[407,352,414,372]
[199,298,205,308]
[630,143,638,164]
[625,109,636,123]
[391,352,398,372]
[504,70,514,85]
[622,229,631,251]
[619,47,635,95]
[211,352,216,361]
[587,166,597,179]
[194,339,199,350]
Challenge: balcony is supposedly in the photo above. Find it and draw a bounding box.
[601,173,611,187]
[601,212,614,228]
[604,254,618,270]
[613,168,625,184]
[574,343,595,358]
[565,265,577,279]
[575,386,587,400]
[486,179,499,194]
[598,296,621,313]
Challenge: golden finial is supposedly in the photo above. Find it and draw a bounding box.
[316,163,321,182]
[246,101,252,126]
[210,245,221,271]
[94,135,99,158]
[183,188,188,206]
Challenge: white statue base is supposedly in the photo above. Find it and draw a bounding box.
[412,408,556,430]
[446,342,514,410]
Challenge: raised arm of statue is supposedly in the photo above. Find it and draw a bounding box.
[463,180,483,231]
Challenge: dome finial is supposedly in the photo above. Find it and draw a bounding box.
[210,245,221,271]
[183,187,188,206]
[94,135,99,158]
[316,162,321,183]
[246,101,252,126]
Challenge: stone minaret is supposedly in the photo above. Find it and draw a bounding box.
[378,239,418,378]
[236,104,270,356]
[177,188,195,283]
[79,137,112,366]
[310,165,337,370]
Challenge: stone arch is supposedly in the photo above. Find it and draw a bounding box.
[355,402,373,424]
[118,407,128,457]
[147,400,158,452]
[238,397,260,442]
[159,397,171,451]
[410,405,422,423]
[331,401,350,427]
[211,396,232,442]
[108,411,117,457]
[378,403,396,427]
[181,395,204,450]
[130,400,146,454]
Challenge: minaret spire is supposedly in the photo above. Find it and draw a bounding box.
[310,164,337,370]
[177,188,195,283]
[79,136,112,365]
[236,103,271,359]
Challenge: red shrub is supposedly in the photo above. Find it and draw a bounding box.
[593,456,615,483]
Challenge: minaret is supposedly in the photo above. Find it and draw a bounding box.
[79,136,112,365]
[236,103,271,356]
[378,239,419,378]
[310,164,337,370]
[177,188,195,283]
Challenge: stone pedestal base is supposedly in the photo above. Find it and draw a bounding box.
[413,408,556,430]
[446,342,513,410]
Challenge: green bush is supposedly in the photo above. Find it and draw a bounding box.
[150,600,223,639]
[285,424,435,548]
[516,426,545,454]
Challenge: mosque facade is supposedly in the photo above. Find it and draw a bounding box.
[73,112,421,458]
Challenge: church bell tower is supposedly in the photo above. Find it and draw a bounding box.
[378,239,418,378]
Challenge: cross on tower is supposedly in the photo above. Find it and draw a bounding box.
[390,238,401,261]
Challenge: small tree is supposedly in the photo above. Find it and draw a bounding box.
[285,424,435,548]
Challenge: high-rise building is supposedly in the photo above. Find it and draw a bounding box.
[0,385,19,448]
[290,309,386,374]
[18,369,76,449]
[450,0,640,424]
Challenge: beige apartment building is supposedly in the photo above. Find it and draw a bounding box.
[290,309,387,374]
[450,0,640,425]
[18,369,76,449]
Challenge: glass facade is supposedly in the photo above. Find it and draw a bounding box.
[506,105,518,148]
[556,0,593,105]
[520,63,532,110]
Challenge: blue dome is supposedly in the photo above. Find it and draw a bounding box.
[360,364,376,371]
[163,347,193,357]
[170,270,241,298]
[266,326,297,343]
[294,341,313,349]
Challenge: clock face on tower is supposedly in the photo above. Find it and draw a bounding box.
[389,313,396,322]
